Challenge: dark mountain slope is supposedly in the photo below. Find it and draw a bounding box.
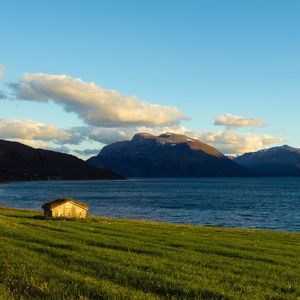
[87,132,249,177]
[0,139,122,182]
[234,145,300,176]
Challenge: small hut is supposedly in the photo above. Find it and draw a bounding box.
[42,198,88,219]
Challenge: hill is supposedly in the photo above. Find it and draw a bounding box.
[87,132,249,177]
[0,206,300,299]
[234,145,300,176]
[0,139,122,182]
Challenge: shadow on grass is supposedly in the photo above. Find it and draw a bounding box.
[4,214,44,220]
[24,222,70,233]
[6,213,89,222]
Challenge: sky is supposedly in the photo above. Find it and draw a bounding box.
[1,0,300,158]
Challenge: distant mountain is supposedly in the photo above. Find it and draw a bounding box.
[234,145,300,176]
[87,132,249,177]
[0,139,123,183]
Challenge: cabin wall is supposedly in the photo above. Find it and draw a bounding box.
[44,209,52,219]
[50,202,87,219]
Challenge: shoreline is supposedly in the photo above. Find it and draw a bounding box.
[0,205,298,234]
[2,175,300,185]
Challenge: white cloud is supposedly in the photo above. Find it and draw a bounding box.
[11,73,187,127]
[196,130,284,154]
[6,127,283,158]
[0,114,284,156]
[11,139,51,149]
[0,65,3,80]
[2,72,284,157]
[214,114,266,128]
[0,119,70,142]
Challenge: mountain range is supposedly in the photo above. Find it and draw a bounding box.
[234,145,300,176]
[1,135,300,182]
[0,139,122,183]
[87,132,249,177]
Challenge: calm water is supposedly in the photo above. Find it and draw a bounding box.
[0,178,300,232]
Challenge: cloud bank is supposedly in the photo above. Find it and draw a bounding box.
[74,126,284,155]
[197,130,284,154]
[214,114,266,128]
[0,119,70,142]
[11,73,187,127]
[11,139,51,149]
[3,71,284,157]
[0,118,284,156]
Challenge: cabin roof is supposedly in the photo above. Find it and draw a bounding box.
[42,198,89,210]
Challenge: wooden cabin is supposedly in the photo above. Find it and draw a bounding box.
[42,198,88,219]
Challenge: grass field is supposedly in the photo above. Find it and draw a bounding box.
[0,206,300,299]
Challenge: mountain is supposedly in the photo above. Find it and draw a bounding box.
[234,145,300,176]
[87,132,249,177]
[0,139,123,183]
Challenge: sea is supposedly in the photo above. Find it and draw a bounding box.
[0,177,300,232]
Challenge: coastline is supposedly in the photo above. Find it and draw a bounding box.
[0,176,126,185]
[0,204,298,234]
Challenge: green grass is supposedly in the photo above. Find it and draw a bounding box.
[1,206,300,299]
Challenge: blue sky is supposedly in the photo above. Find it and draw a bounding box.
[1,0,299,157]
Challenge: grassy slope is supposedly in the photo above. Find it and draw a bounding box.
[0,207,300,299]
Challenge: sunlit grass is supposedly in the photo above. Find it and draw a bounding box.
[0,206,300,299]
